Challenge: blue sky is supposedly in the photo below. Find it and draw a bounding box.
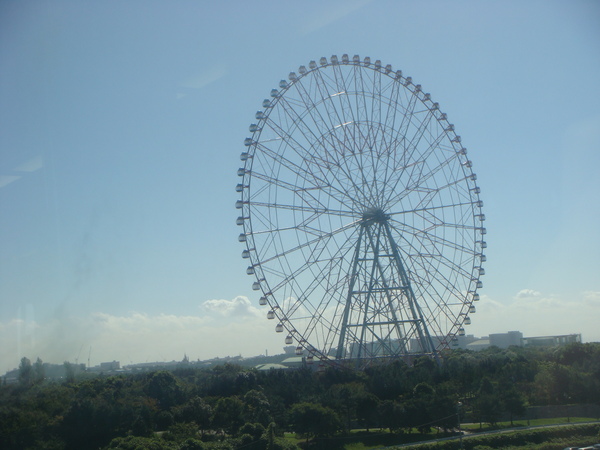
[1,0,599,372]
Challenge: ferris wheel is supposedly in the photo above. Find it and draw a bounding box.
[236,55,486,366]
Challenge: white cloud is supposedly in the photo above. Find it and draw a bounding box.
[515,289,541,299]
[201,296,261,318]
[0,297,285,374]
[583,290,600,301]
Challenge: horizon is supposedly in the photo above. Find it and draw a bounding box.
[3,329,589,375]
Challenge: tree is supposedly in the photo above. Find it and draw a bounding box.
[324,383,359,432]
[33,357,45,384]
[175,396,212,433]
[63,361,76,384]
[377,399,405,432]
[501,387,527,426]
[243,389,272,425]
[472,377,502,428]
[18,357,32,385]
[163,423,200,444]
[146,371,182,410]
[212,396,245,434]
[289,402,341,441]
[472,394,501,428]
[405,382,437,433]
[263,422,276,450]
[356,391,380,431]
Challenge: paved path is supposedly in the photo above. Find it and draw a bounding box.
[386,421,600,448]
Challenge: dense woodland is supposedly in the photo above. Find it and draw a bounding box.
[1,343,599,450]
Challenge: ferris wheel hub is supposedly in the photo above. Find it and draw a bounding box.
[362,207,389,224]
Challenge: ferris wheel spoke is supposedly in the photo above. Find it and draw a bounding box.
[253,142,330,191]
[274,96,335,166]
[331,64,359,127]
[394,116,444,193]
[274,97,324,149]
[390,89,419,153]
[394,232,476,299]
[259,243,347,317]
[402,107,438,165]
[288,274,353,352]
[398,248,463,334]
[250,200,354,217]
[313,68,350,132]
[249,169,307,196]
[275,94,359,195]
[288,258,348,332]
[255,219,359,268]
[353,66,373,197]
[407,223,477,259]
[350,68,383,203]
[288,232,361,338]
[389,200,477,218]
[262,112,325,163]
[254,152,360,216]
[415,274,465,334]
[379,107,402,203]
[293,76,344,147]
[353,64,370,127]
[407,234,475,287]
[385,147,460,209]
[310,69,383,208]
[383,77,402,136]
[389,218,475,257]
[275,96,376,212]
[383,129,449,207]
[370,68,382,136]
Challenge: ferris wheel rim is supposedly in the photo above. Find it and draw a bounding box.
[237,55,485,363]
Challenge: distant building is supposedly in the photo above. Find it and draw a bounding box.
[255,363,290,371]
[100,361,121,372]
[410,335,451,353]
[523,333,581,347]
[454,331,581,351]
[466,338,490,351]
[456,334,479,348]
[283,346,297,355]
[490,331,523,348]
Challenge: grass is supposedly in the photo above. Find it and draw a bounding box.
[283,431,305,445]
[285,428,458,450]
[461,416,599,432]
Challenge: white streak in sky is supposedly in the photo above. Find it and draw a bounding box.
[180,65,228,90]
[299,0,374,36]
[0,175,21,188]
[14,155,43,172]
